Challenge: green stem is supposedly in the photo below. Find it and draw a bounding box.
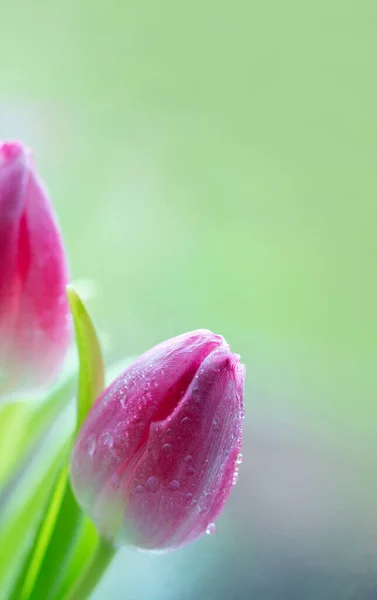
[63,537,116,600]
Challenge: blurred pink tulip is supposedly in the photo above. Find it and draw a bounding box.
[0,140,71,398]
[70,329,245,551]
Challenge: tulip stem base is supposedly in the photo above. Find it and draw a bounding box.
[64,537,116,600]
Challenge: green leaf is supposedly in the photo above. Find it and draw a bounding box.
[9,465,70,600]
[0,444,68,597]
[0,364,76,489]
[66,284,105,433]
[56,518,99,600]
[0,401,31,484]
[26,475,83,600]
[61,537,116,600]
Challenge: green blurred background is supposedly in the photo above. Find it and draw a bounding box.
[1,1,376,598]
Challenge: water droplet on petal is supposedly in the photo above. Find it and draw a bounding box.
[169,480,180,491]
[232,472,239,485]
[118,390,128,408]
[185,492,193,500]
[184,455,193,464]
[166,428,173,437]
[87,435,96,457]
[100,432,113,448]
[236,453,244,464]
[186,466,195,476]
[146,476,159,492]
[136,485,144,493]
[206,523,216,535]
[180,417,191,426]
[162,443,172,454]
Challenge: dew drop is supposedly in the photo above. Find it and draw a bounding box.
[232,472,239,485]
[87,435,96,457]
[136,485,144,494]
[146,476,159,492]
[180,417,191,426]
[185,492,193,500]
[186,466,195,476]
[169,480,180,491]
[236,453,244,464]
[118,389,128,408]
[166,428,173,437]
[162,443,172,454]
[206,523,216,535]
[184,455,193,464]
[100,432,113,448]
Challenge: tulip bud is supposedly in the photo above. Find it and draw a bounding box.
[70,330,245,552]
[0,141,71,397]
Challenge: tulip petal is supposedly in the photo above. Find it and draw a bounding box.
[115,348,244,550]
[71,330,224,508]
[0,142,28,317]
[0,141,71,397]
[70,330,245,552]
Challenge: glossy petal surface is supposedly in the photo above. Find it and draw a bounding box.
[0,141,71,397]
[71,330,245,551]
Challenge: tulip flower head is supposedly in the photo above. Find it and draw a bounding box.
[0,141,71,398]
[70,330,245,552]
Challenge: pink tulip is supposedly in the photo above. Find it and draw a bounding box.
[0,140,71,397]
[70,329,245,551]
